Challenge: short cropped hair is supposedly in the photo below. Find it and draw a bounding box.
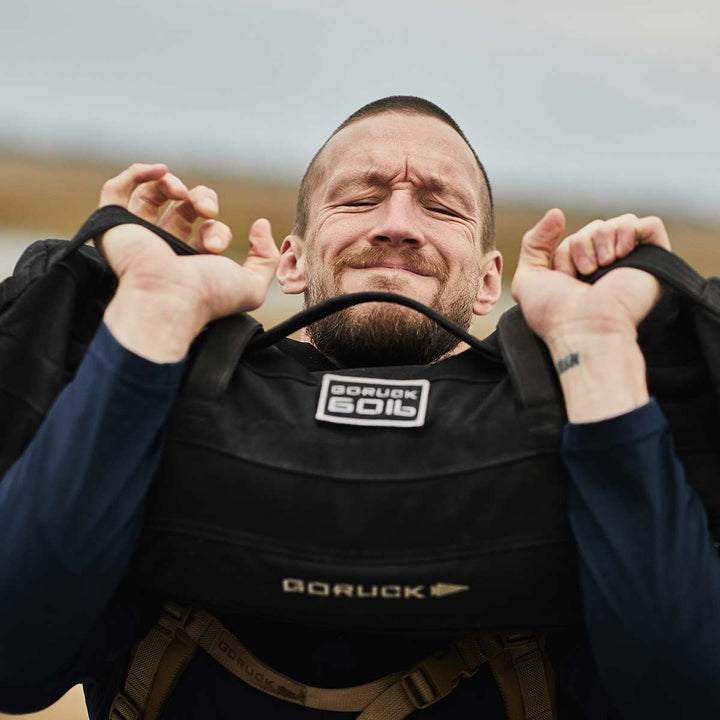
[293,96,495,251]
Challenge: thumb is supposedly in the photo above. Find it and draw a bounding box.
[242,218,281,287]
[517,208,566,271]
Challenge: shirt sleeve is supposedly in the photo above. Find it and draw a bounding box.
[0,322,186,709]
[563,399,720,717]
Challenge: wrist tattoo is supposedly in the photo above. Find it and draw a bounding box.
[556,352,580,375]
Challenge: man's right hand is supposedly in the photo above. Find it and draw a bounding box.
[98,164,280,362]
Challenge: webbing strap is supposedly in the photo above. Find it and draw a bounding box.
[111,602,555,720]
[193,614,401,710]
[358,636,497,719]
[109,604,198,720]
[488,635,556,720]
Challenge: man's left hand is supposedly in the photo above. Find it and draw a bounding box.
[512,210,671,422]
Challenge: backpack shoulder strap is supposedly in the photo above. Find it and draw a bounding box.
[487,635,556,720]
[110,602,556,720]
[109,602,198,720]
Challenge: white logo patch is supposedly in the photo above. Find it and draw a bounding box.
[316,374,430,427]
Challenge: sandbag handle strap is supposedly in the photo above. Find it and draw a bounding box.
[498,244,720,415]
[180,290,505,406]
[182,314,263,404]
[247,292,502,363]
[57,205,198,264]
[497,305,562,412]
[582,243,719,313]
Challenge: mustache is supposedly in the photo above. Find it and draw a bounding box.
[333,246,450,283]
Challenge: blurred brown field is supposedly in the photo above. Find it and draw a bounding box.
[0,153,718,720]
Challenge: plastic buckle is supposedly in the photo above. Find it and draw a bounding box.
[159,601,193,632]
[401,644,474,709]
[109,691,141,720]
[502,633,539,651]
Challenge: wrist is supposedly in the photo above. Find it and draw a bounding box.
[104,283,207,363]
[546,331,649,423]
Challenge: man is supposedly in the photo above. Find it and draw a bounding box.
[1,96,719,718]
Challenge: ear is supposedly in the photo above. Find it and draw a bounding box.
[472,251,503,316]
[276,234,307,295]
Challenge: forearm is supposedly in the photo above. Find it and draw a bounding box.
[564,401,720,716]
[545,329,649,423]
[0,323,186,690]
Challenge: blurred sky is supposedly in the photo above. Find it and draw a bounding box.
[1,0,718,221]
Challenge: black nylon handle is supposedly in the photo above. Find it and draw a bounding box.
[247,291,503,363]
[497,243,720,417]
[56,205,198,263]
[582,244,718,313]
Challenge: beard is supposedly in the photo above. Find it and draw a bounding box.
[304,245,478,367]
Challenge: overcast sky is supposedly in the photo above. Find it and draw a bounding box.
[1,0,718,221]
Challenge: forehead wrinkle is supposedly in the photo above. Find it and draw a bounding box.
[325,168,397,199]
[325,164,477,214]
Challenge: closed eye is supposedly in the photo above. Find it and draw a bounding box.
[428,206,458,217]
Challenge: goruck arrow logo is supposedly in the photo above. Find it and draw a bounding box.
[430,583,470,598]
[282,579,470,600]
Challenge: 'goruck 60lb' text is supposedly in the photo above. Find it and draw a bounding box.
[315,375,430,427]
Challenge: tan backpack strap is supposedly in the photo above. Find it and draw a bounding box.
[186,607,494,717]
[357,636,495,719]
[109,602,199,720]
[111,601,555,720]
[487,634,556,720]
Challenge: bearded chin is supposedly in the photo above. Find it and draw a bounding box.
[305,278,475,367]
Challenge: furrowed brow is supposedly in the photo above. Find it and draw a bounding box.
[325,170,390,200]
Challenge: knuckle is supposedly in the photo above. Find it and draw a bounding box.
[101,178,118,194]
[594,222,611,239]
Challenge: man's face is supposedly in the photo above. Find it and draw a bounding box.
[279,111,502,364]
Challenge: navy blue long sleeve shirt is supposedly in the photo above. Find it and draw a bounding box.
[564,405,720,716]
[1,324,719,718]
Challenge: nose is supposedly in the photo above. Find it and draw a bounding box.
[370,193,424,248]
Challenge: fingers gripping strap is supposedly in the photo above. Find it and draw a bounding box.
[583,244,711,307]
[59,205,197,263]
